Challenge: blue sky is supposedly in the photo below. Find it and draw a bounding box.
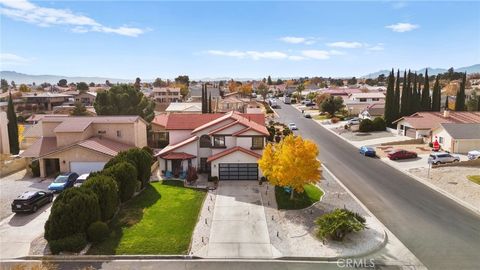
[1,0,479,79]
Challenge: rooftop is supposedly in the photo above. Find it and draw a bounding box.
[393,111,480,129]
[439,123,480,139]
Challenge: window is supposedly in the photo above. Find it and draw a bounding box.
[359,98,367,102]
[372,98,379,101]
[252,137,264,149]
[200,135,211,148]
[438,137,443,143]
[116,130,122,137]
[213,136,226,147]
[98,130,106,135]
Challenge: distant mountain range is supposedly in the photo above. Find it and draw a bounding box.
[0,71,132,84]
[2,64,480,84]
[362,64,480,79]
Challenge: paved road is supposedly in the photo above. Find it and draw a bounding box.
[275,104,480,270]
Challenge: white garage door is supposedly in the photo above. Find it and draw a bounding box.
[70,162,106,175]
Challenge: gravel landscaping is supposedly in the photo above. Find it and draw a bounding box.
[408,167,480,211]
[190,189,217,255]
[260,169,386,258]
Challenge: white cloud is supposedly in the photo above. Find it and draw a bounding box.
[386,22,419,32]
[367,43,385,51]
[392,1,408,9]
[0,0,146,37]
[280,36,316,45]
[206,50,288,60]
[327,41,363,49]
[288,55,305,61]
[0,53,31,65]
[301,50,331,60]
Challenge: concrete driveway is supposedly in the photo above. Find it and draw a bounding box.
[0,201,51,259]
[206,181,279,258]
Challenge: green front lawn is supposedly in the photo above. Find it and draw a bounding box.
[88,181,206,255]
[275,184,324,210]
[467,175,480,185]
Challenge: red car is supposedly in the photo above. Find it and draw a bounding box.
[387,149,418,160]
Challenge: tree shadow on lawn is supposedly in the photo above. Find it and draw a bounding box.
[87,184,161,255]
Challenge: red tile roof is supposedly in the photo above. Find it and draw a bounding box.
[393,111,480,130]
[160,152,196,160]
[164,112,265,130]
[192,111,267,135]
[151,114,168,127]
[207,146,261,163]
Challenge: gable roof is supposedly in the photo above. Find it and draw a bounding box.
[163,112,265,130]
[189,86,221,98]
[393,111,480,130]
[191,111,267,135]
[165,103,202,112]
[155,136,198,157]
[438,123,480,139]
[151,114,169,127]
[207,146,261,163]
[20,137,57,158]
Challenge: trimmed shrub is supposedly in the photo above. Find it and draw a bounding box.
[87,221,109,243]
[372,117,386,131]
[359,119,374,132]
[49,233,88,254]
[45,188,100,241]
[82,175,119,221]
[315,208,366,241]
[30,160,40,177]
[330,117,340,124]
[103,161,138,202]
[104,148,153,189]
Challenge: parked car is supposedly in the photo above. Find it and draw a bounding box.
[11,191,53,213]
[467,150,480,160]
[73,173,90,187]
[304,113,312,118]
[347,117,361,126]
[288,123,298,130]
[428,152,460,165]
[359,146,376,157]
[48,172,79,192]
[387,149,418,160]
[305,101,316,107]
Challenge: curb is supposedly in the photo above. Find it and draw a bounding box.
[321,165,388,259]
[18,255,202,261]
[307,112,480,216]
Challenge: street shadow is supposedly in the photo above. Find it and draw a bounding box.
[391,157,423,163]
[8,203,52,227]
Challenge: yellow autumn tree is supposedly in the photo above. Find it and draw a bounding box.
[259,135,321,199]
[239,83,252,97]
[18,124,25,145]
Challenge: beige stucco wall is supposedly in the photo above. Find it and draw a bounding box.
[42,146,111,173]
[41,121,61,137]
[432,128,453,152]
[56,125,94,147]
[0,111,9,155]
[135,121,147,147]
[454,139,480,154]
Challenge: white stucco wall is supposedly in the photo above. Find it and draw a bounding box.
[210,150,263,178]
[432,128,452,152]
[169,130,193,144]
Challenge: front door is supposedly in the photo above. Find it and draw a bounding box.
[200,158,210,173]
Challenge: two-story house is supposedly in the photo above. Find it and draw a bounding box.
[155,111,268,180]
[21,115,147,177]
[152,87,181,103]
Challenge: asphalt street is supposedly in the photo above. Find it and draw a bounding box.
[275,104,480,270]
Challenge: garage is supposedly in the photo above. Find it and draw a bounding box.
[70,162,106,175]
[219,163,258,180]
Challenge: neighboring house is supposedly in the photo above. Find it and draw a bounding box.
[393,111,480,139]
[358,103,385,119]
[218,92,248,113]
[0,111,10,155]
[268,84,286,95]
[149,114,170,149]
[21,115,147,177]
[74,91,97,106]
[21,123,42,150]
[165,102,202,113]
[25,114,69,125]
[155,111,268,180]
[152,87,181,103]
[431,123,480,154]
[188,86,221,102]
[348,92,385,103]
[318,88,362,97]
[22,92,73,111]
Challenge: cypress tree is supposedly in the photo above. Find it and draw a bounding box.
[208,92,212,113]
[384,69,396,127]
[411,72,421,113]
[7,92,19,154]
[477,96,480,111]
[455,72,466,111]
[431,75,441,111]
[400,70,409,116]
[393,69,401,120]
[445,96,449,110]
[202,84,207,114]
[421,69,431,111]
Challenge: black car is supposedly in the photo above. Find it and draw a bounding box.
[11,191,54,213]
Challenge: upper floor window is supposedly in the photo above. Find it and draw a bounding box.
[372,98,380,101]
[200,135,211,148]
[117,130,122,137]
[252,137,264,149]
[359,98,367,102]
[213,136,226,148]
